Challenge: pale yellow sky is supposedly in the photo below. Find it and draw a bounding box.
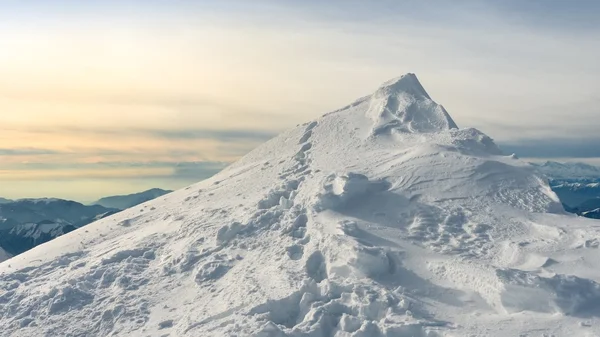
[1,1,599,201]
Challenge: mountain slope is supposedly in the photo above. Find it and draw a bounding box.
[93,188,172,210]
[1,74,599,337]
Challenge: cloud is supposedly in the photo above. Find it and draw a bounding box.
[487,0,600,31]
[0,148,61,156]
[19,126,279,143]
[0,167,170,181]
[1,1,599,200]
[0,125,272,164]
[150,128,277,143]
[0,90,279,121]
[2,1,599,144]
[171,162,229,180]
[0,161,229,181]
[499,138,600,158]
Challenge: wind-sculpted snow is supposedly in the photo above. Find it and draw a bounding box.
[1,74,599,336]
[366,74,457,135]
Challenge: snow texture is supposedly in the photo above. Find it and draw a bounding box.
[1,73,599,336]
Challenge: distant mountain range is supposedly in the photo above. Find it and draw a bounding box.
[0,188,171,261]
[550,181,600,208]
[531,161,600,179]
[92,188,171,210]
[533,161,600,219]
[0,199,117,260]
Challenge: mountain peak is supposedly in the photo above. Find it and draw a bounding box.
[366,73,458,134]
[377,73,431,99]
[1,75,588,337]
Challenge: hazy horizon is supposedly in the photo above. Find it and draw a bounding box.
[1,0,599,200]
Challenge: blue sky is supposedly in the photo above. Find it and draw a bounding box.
[0,1,599,201]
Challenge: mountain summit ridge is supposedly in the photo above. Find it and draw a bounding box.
[363,73,458,134]
[1,74,599,337]
[378,73,432,99]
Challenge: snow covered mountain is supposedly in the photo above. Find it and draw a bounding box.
[0,221,77,257]
[93,188,173,210]
[532,161,600,179]
[2,74,600,336]
[0,189,169,262]
[582,208,600,219]
[0,199,117,261]
[0,198,113,226]
[548,180,600,208]
[528,161,600,216]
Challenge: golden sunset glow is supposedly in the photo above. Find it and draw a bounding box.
[1,1,599,201]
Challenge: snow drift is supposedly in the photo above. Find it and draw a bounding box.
[1,74,600,336]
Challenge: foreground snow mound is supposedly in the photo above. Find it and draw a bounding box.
[1,74,599,337]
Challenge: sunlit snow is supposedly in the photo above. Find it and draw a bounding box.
[1,74,599,336]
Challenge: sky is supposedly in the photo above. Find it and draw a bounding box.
[1,0,599,202]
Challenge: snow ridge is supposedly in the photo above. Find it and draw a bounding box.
[366,73,458,134]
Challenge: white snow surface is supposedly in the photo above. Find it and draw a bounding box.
[2,74,600,337]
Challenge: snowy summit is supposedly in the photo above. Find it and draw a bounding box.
[1,74,600,336]
[366,73,458,134]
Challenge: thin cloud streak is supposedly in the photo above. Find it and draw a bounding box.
[0,148,61,156]
[20,126,279,142]
[0,161,228,181]
[499,138,600,159]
